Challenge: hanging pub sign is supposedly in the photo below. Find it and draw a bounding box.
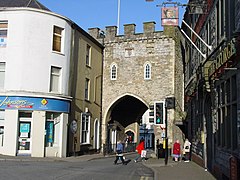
[161,7,179,26]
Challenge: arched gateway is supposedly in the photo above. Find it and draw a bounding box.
[102,94,149,148]
[89,23,185,154]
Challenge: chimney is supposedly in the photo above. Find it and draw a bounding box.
[124,23,136,37]
[88,28,100,39]
[143,21,155,34]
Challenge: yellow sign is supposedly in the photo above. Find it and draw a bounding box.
[208,39,236,77]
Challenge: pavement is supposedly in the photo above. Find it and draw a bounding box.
[0,152,216,180]
[143,156,216,180]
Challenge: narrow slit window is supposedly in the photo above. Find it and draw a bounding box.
[144,63,151,80]
[111,64,117,80]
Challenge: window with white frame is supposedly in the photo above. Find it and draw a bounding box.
[144,63,151,80]
[50,66,61,93]
[52,26,63,53]
[0,22,7,47]
[86,44,91,66]
[0,62,5,89]
[45,112,61,147]
[110,63,117,80]
[85,78,90,100]
[0,110,4,147]
[81,113,90,144]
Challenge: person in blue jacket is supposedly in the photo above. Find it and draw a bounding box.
[114,140,126,165]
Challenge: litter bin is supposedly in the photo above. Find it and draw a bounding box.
[157,143,165,159]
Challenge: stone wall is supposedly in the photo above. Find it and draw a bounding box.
[89,22,184,148]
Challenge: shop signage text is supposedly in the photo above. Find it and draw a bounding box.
[208,39,236,78]
[0,96,70,113]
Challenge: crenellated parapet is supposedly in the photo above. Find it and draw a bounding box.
[88,21,170,44]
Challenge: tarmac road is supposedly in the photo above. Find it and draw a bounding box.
[0,151,216,180]
[0,153,153,180]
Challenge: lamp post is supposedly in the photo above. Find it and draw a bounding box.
[164,102,168,165]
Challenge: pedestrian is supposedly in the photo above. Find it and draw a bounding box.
[134,138,146,162]
[183,138,191,162]
[114,140,126,165]
[172,140,181,162]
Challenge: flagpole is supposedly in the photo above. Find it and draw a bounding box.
[117,0,120,35]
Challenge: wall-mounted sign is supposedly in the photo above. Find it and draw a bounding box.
[161,7,179,26]
[0,37,7,47]
[70,120,78,134]
[0,96,70,113]
[20,123,30,133]
[20,123,30,138]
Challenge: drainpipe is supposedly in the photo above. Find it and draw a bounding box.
[67,24,76,156]
[99,30,105,154]
[203,110,207,171]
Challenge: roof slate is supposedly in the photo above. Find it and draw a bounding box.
[0,0,51,11]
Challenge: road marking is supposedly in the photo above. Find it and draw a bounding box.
[140,176,152,180]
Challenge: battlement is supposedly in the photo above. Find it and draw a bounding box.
[88,21,163,42]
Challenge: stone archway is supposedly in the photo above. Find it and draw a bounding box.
[102,94,149,152]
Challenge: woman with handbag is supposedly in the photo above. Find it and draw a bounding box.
[134,138,146,162]
[183,138,191,162]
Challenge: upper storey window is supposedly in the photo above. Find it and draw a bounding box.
[0,62,5,89]
[85,78,90,101]
[216,0,225,42]
[86,45,91,66]
[144,63,151,80]
[52,26,64,53]
[50,66,61,93]
[0,22,7,47]
[110,63,117,80]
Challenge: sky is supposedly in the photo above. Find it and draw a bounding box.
[38,0,188,35]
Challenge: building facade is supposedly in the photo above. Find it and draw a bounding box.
[68,24,103,156]
[0,0,103,157]
[89,22,185,153]
[182,0,240,179]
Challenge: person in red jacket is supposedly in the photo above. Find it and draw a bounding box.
[172,140,181,162]
[134,138,146,162]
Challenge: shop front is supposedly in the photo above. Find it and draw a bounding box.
[207,38,240,179]
[0,96,70,158]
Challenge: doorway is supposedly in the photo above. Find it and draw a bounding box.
[17,118,32,155]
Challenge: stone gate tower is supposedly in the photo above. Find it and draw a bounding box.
[89,22,185,151]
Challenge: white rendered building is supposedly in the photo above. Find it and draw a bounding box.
[0,1,73,157]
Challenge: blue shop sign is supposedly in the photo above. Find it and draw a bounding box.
[0,96,70,113]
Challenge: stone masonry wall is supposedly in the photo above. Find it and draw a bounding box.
[89,22,184,147]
